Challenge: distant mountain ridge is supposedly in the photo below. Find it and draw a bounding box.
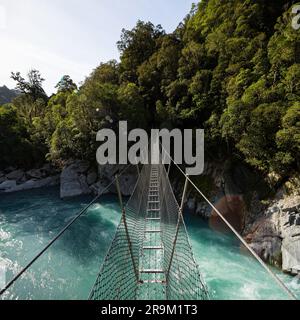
[0,85,19,105]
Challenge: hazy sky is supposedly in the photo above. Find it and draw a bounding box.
[0,0,193,94]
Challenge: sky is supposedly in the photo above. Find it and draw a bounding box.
[0,0,193,95]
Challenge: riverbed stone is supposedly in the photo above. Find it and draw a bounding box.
[90,180,110,196]
[87,171,98,186]
[0,180,17,192]
[0,176,60,193]
[60,162,91,199]
[26,169,45,180]
[246,193,300,275]
[187,198,196,211]
[98,164,138,197]
[6,169,24,181]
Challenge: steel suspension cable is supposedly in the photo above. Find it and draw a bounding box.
[0,163,133,297]
[161,145,297,301]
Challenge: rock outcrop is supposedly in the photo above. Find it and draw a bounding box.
[60,161,91,199]
[97,164,138,197]
[60,161,138,199]
[0,165,60,193]
[245,194,300,275]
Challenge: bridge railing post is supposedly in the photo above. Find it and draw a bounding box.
[115,174,140,283]
[166,175,189,278]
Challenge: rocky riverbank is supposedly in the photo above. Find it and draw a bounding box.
[245,194,300,276]
[59,160,138,199]
[0,165,60,193]
[0,160,138,199]
[181,161,300,277]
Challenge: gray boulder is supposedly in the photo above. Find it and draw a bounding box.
[245,213,282,266]
[13,176,60,192]
[87,171,98,186]
[0,176,60,193]
[90,180,110,196]
[246,195,300,275]
[6,169,24,181]
[60,161,91,199]
[282,237,300,275]
[98,164,138,197]
[0,180,17,192]
[26,169,45,180]
[187,198,196,211]
[117,173,137,197]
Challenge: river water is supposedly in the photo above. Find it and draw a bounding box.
[0,187,299,300]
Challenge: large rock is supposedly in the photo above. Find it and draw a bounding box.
[6,169,24,181]
[0,180,17,192]
[87,171,98,186]
[282,237,300,275]
[97,164,138,197]
[279,201,300,275]
[117,173,137,197]
[246,194,300,275]
[13,176,60,192]
[90,181,110,196]
[245,213,282,266]
[0,175,60,193]
[60,161,91,199]
[26,169,45,180]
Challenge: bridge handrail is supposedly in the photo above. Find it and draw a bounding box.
[161,146,297,300]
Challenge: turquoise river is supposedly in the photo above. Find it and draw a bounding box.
[0,187,299,300]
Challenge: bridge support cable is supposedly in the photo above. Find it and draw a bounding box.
[0,164,133,297]
[160,145,297,301]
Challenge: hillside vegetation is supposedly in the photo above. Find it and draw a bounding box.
[0,86,19,105]
[0,1,299,184]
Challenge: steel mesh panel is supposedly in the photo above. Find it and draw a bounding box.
[89,166,150,300]
[159,165,209,300]
[89,164,209,300]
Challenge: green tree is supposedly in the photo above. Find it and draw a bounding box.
[55,75,77,93]
[11,70,47,101]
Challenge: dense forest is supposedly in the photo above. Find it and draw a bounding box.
[0,0,299,184]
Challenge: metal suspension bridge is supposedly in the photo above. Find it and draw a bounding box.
[89,163,209,300]
[0,151,297,300]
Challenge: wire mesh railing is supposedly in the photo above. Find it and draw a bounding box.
[89,164,209,300]
[89,165,150,300]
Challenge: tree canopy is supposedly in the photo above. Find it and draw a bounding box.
[1,1,299,181]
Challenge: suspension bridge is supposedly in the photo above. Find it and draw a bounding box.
[89,164,209,300]
[0,151,297,300]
